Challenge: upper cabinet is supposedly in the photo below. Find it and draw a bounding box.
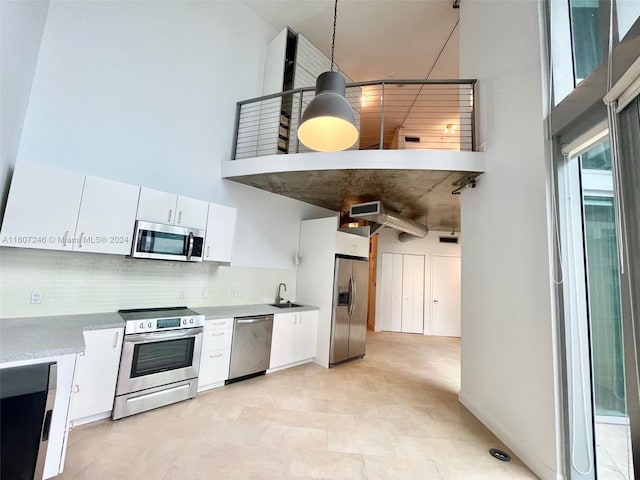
[137,188,208,230]
[203,203,237,263]
[1,162,237,260]
[136,188,177,224]
[1,162,141,254]
[74,176,140,255]
[175,196,209,230]
[335,230,369,259]
[1,162,85,251]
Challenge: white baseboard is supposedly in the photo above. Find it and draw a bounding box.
[267,358,312,374]
[459,390,564,480]
[69,411,111,428]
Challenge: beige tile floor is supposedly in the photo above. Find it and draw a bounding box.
[59,332,538,479]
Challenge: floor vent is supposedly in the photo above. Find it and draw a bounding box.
[439,236,459,244]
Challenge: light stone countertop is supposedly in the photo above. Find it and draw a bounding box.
[193,303,319,319]
[0,303,319,363]
[0,312,124,363]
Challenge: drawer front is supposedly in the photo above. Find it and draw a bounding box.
[199,348,231,385]
[204,317,234,330]
[202,327,233,351]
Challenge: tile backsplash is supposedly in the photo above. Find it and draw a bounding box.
[0,248,297,317]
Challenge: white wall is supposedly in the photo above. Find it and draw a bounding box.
[375,228,461,335]
[459,1,561,479]
[0,0,49,217]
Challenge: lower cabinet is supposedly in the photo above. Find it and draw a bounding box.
[69,328,124,426]
[269,310,318,370]
[198,317,233,392]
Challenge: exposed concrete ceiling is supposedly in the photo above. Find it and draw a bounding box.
[229,169,479,231]
[239,1,466,231]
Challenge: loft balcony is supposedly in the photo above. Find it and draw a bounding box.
[222,79,486,231]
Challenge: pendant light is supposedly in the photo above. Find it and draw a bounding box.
[297,0,359,152]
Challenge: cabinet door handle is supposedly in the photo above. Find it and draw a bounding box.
[178,211,182,224]
[211,332,225,337]
[206,246,210,258]
[113,331,119,348]
[168,209,173,223]
[72,384,80,393]
[211,321,225,326]
[209,353,223,359]
[78,232,84,248]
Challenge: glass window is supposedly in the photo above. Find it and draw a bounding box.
[570,0,603,83]
[583,196,625,417]
[617,0,640,40]
[581,139,611,170]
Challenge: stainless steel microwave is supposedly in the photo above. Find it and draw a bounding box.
[130,221,205,262]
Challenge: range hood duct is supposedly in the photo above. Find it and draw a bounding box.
[349,201,428,238]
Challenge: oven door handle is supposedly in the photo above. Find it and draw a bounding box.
[124,327,203,344]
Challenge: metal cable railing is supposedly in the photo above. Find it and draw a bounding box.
[232,79,476,160]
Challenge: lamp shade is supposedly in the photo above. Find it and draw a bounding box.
[298,71,359,152]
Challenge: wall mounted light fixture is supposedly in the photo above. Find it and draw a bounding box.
[297,0,358,152]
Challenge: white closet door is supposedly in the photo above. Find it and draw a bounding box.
[379,253,403,332]
[401,254,425,334]
[431,255,462,337]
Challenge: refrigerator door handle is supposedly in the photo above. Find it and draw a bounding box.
[348,274,355,317]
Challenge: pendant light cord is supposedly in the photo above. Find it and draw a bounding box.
[330,0,338,71]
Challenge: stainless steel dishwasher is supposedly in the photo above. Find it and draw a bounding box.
[227,314,274,383]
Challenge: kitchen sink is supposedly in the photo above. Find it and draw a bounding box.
[270,302,303,309]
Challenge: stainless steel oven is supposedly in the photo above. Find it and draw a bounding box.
[113,307,204,420]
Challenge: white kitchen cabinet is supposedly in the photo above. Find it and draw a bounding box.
[73,176,140,255]
[269,310,318,370]
[378,253,424,334]
[296,310,318,361]
[269,312,297,369]
[335,230,369,259]
[69,328,124,426]
[0,161,84,251]
[136,187,208,230]
[136,187,178,224]
[203,203,238,263]
[175,196,209,230]
[198,317,233,392]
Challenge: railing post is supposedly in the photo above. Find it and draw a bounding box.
[231,102,241,160]
[296,91,304,154]
[379,82,385,150]
[471,81,477,152]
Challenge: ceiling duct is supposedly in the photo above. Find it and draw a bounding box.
[349,201,428,238]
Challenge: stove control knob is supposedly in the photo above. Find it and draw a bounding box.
[139,322,144,330]
[189,318,194,324]
[182,319,186,325]
[148,321,153,329]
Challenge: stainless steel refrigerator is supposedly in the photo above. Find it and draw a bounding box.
[330,255,369,366]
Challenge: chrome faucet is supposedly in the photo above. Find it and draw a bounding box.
[276,282,287,304]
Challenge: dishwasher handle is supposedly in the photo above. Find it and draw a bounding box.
[235,316,272,324]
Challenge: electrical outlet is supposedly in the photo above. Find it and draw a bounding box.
[179,289,186,299]
[30,291,43,304]
[202,288,209,298]
[237,288,245,297]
